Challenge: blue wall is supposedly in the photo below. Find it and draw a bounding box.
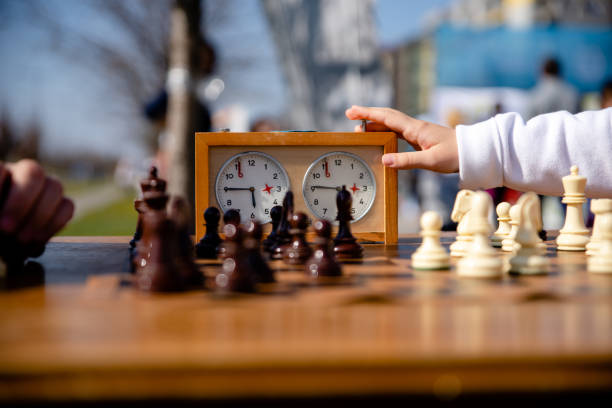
[435,24,612,92]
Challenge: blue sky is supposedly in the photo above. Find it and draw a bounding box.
[0,0,452,160]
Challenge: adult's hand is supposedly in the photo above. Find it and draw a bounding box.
[0,159,74,257]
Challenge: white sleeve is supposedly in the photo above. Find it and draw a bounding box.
[456,108,612,198]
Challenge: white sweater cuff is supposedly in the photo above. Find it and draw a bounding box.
[456,118,503,190]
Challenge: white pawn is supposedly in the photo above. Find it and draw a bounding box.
[556,165,589,251]
[450,190,474,257]
[509,193,549,275]
[491,202,511,248]
[412,211,450,270]
[588,212,612,274]
[457,191,503,278]
[586,199,612,256]
[501,204,521,252]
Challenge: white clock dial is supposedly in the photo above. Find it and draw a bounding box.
[302,152,376,222]
[215,152,290,224]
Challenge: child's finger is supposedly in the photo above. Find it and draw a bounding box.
[346,105,419,136]
[382,151,433,170]
[353,122,391,132]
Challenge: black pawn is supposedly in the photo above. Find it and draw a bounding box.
[263,205,282,254]
[218,209,242,259]
[167,196,201,287]
[271,191,294,260]
[135,191,184,292]
[244,220,275,283]
[284,212,312,265]
[195,207,222,259]
[305,219,342,277]
[216,224,256,293]
[333,185,363,260]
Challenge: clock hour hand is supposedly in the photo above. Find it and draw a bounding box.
[224,186,256,208]
[310,185,341,192]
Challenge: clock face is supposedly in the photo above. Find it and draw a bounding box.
[302,152,376,222]
[215,151,290,224]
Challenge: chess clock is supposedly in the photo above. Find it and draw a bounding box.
[195,131,398,244]
[214,151,290,223]
[302,152,376,222]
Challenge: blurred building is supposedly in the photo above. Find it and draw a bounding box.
[385,0,612,121]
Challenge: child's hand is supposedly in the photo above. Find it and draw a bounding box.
[345,105,459,173]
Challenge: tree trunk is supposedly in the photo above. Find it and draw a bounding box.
[166,0,201,226]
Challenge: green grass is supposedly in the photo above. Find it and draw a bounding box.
[59,194,137,236]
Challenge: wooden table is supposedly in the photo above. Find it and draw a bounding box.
[1,234,611,405]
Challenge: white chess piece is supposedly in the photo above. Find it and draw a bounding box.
[501,204,521,252]
[556,165,590,251]
[587,212,612,274]
[491,202,511,248]
[457,191,503,278]
[586,199,612,256]
[509,193,549,275]
[412,211,450,270]
[450,190,474,257]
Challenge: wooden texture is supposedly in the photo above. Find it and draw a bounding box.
[195,132,398,244]
[0,234,611,403]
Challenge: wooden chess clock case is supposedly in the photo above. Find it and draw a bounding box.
[195,131,398,244]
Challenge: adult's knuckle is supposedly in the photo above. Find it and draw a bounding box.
[48,178,64,197]
[17,159,45,182]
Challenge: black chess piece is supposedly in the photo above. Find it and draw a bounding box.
[333,185,363,260]
[216,224,257,293]
[130,166,167,272]
[262,205,282,254]
[244,220,275,283]
[305,219,342,277]
[284,212,312,265]
[135,191,184,292]
[195,207,222,259]
[167,195,201,287]
[271,191,294,260]
[217,209,242,259]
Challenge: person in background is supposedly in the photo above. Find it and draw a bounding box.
[527,57,578,119]
[601,80,612,109]
[0,159,74,259]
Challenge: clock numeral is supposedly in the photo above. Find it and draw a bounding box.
[359,198,364,205]
[264,163,268,170]
[265,208,270,215]
[273,173,278,179]
[310,186,316,192]
[225,173,234,180]
[363,185,367,191]
[248,159,255,166]
[323,208,327,215]
[350,163,354,169]
[359,172,364,179]
[313,173,321,179]
[276,185,281,192]
[227,199,232,206]
[313,199,319,205]
[351,207,356,214]
[273,199,278,205]
[334,159,342,166]
[250,213,255,219]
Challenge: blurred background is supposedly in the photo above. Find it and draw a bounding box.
[0,0,611,236]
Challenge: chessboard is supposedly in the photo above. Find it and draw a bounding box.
[0,233,611,405]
